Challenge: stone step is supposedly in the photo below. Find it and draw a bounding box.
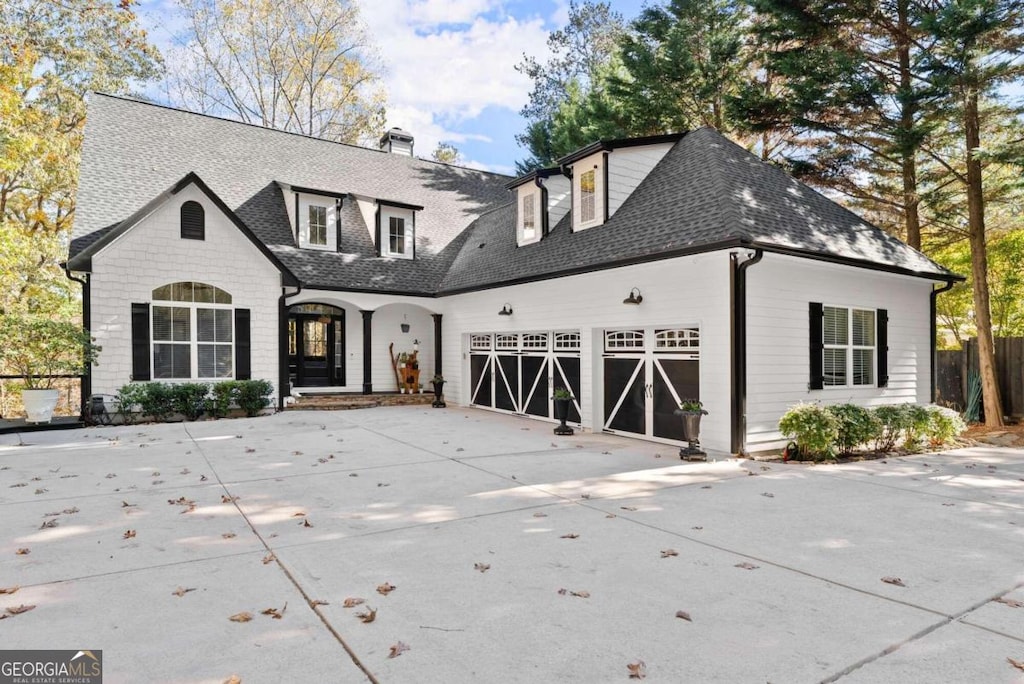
[286,393,436,411]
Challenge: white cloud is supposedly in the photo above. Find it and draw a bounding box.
[358,0,552,164]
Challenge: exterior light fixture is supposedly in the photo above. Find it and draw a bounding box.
[401,314,410,333]
[623,288,643,305]
[498,303,513,316]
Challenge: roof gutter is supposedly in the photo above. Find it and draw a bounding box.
[61,262,92,419]
[534,175,550,237]
[730,248,763,456]
[930,279,958,403]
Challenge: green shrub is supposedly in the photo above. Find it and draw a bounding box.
[925,405,968,447]
[778,403,839,461]
[826,404,881,454]
[236,379,273,417]
[114,383,147,425]
[207,380,239,419]
[139,382,176,422]
[172,382,209,421]
[873,405,908,452]
[901,404,932,452]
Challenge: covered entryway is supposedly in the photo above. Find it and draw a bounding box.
[469,331,582,424]
[603,327,700,444]
[288,304,345,387]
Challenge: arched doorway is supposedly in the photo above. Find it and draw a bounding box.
[288,303,345,387]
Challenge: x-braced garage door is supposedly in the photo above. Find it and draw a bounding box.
[469,332,582,424]
[603,327,700,443]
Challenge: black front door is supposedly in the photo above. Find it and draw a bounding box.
[289,311,345,387]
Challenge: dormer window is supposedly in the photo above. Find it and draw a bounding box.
[309,205,328,246]
[378,202,417,259]
[580,170,596,223]
[522,194,536,241]
[181,201,205,240]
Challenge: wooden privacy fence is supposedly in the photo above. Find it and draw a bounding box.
[936,337,1024,418]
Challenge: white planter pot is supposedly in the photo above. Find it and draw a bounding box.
[22,389,60,423]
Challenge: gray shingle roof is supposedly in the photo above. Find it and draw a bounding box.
[72,94,512,293]
[73,99,953,296]
[438,128,954,293]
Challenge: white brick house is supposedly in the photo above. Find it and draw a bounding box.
[67,94,959,455]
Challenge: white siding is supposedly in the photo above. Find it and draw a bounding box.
[570,151,605,232]
[353,196,377,246]
[544,175,571,227]
[606,143,674,217]
[89,184,283,399]
[745,253,933,451]
[435,252,734,453]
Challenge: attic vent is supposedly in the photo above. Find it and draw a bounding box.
[379,127,414,156]
[181,201,205,240]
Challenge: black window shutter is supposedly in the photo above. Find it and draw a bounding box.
[131,303,151,381]
[235,308,251,380]
[877,308,889,387]
[809,301,824,390]
[180,201,205,240]
[375,207,382,257]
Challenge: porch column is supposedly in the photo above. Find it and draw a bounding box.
[432,313,443,377]
[361,310,373,394]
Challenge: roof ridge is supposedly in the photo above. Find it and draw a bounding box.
[87,92,513,179]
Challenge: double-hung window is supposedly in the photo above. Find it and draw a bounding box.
[151,282,233,379]
[308,205,328,246]
[822,305,875,387]
[580,169,596,223]
[522,193,536,240]
[389,216,407,255]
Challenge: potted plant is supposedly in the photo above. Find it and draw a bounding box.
[430,374,446,408]
[674,399,708,460]
[0,314,100,423]
[552,387,574,436]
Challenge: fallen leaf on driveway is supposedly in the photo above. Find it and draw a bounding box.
[627,660,647,679]
[660,549,679,558]
[560,533,579,539]
[532,512,547,518]
[34,488,48,495]
[62,507,79,515]
[1008,658,1024,672]
[105,473,117,479]
[620,506,638,512]
[734,562,759,570]
[10,483,26,488]
[122,501,137,508]
[229,612,253,623]
[180,468,190,475]
[221,495,238,503]
[675,610,692,621]
[310,599,329,607]
[881,576,906,587]
[0,587,19,595]
[376,582,396,596]
[300,519,313,528]
[942,503,956,507]
[388,641,410,659]
[356,607,377,623]
[342,597,365,608]
[172,587,196,597]
[701,485,712,489]
[40,519,58,529]
[15,548,29,555]
[761,492,774,498]
[261,603,287,619]
[692,526,703,530]
[474,563,490,573]
[606,514,616,518]
[557,588,590,598]
[222,533,236,539]
[580,493,591,499]
[245,447,256,453]
[223,676,242,684]
[291,512,306,517]
[200,475,208,482]
[3,604,35,617]
[996,597,1024,608]
[261,554,276,565]
[123,529,136,539]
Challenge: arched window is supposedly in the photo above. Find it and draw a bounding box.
[150,282,233,379]
[181,201,205,240]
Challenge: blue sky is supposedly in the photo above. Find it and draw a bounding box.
[135,0,648,174]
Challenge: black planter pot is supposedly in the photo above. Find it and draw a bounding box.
[553,398,574,436]
[674,410,706,460]
[431,381,446,408]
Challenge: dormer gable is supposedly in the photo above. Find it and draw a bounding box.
[556,133,684,233]
[350,194,424,259]
[506,168,571,247]
[279,183,345,252]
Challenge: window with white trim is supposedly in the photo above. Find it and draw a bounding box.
[308,205,328,246]
[554,332,581,351]
[823,306,875,387]
[380,206,415,258]
[471,334,492,350]
[495,334,518,350]
[389,216,407,255]
[605,329,644,352]
[655,328,700,350]
[522,193,536,241]
[152,282,233,379]
[580,169,596,223]
[521,333,548,350]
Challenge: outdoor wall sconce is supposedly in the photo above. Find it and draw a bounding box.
[401,314,410,333]
[498,303,514,316]
[413,339,420,351]
[623,288,643,305]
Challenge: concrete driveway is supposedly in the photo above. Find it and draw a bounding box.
[1,407,1022,683]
